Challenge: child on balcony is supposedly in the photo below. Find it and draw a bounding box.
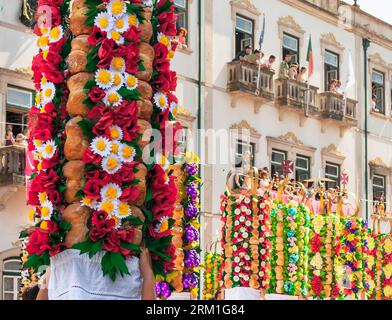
[279,53,292,79]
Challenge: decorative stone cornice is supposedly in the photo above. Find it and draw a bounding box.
[369,157,390,169]
[277,131,304,145]
[15,67,33,77]
[230,0,261,17]
[369,157,391,177]
[321,144,345,159]
[230,120,261,139]
[369,53,390,70]
[320,33,344,51]
[278,15,305,35]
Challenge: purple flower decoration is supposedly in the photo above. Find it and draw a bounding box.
[185,163,198,176]
[154,281,171,299]
[184,203,198,219]
[183,272,198,289]
[184,224,199,243]
[186,182,198,202]
[184,249,200,269]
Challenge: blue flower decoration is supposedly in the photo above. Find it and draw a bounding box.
[284,281,293,294]
[289,254,299,264]
[286,230,295,238]
[287,207,297,217]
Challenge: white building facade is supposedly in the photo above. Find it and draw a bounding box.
[0,0,391,299]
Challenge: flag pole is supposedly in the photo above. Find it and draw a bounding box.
[305,34,312,117]
[255,14,265,96]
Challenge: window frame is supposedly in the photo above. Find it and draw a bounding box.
[271,149,287,176]
[324,50,340,91]
[325,162,341,189]
[283,33,300,64]
[372,174,386,204]
[235,14,254,54]
[174,0,189,44]
[235,139,255,169]
[295,154,310,182]
[372,69,386,114]
[2,257,22,301]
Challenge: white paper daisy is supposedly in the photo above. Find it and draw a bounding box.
[157,32,171,48]
[100,183,122,201]
[94,12,114,32]
[95,69,114,90]
[37,35,49,50]
[116,202,132,219]
[108,30,124,44]
[81,196,97,209]
[110,56,126,73]
[40,82,56,104]
[127,14,139,28]
[91,136,112,157]
[169,102,178,115]
[38,192,48,204]
[110,141,121,155]
[119,144,136,163]
[99,199,119,216]
[111,72,124,90]
[40,201,54,221]
[109,215,122,229]
[108,125,123,141]
[107,0,127,17]
[102,155,122,174]
[153,92,168,111]
[114,14,129,33]
[41,140,57,159]
[48,26,64,43]
[156,153,170,171]
[124,73,138,91]
[103,89,123,107]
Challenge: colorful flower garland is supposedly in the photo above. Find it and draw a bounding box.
[269,200,310,297]
[23,0,72,271]
[70,0,152,280]
[220,194,271,292]
[203,252,222,300]
[340,217,366,299]
[363,231,379,299]
[308,213,342,299]
[380,236,392,299]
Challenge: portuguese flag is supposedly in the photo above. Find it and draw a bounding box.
[306,35,314,79]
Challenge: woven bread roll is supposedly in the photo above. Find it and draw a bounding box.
[139,42,155,61]
[136,53,153,81]
[67,50,88,75]
[67,73,92,117]
[63,160,85,204]
[63,204,91,248]
[71,0,89,12]
[136,99,153,121]
[67,72,92,92]
[70,6,93,36]
[65,179,84,204]
[138,6,153,43]
[71,35,92,53]
[137,80,153,100]
[130,163,147,206]
[64,116,89,160]
[136,119,152,150]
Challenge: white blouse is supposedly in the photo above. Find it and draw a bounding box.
[48,249,142,300]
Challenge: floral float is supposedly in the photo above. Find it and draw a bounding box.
[268,200,310,297]
[380,236,392,300]
[220,194,271,293]
[203,251,223,300]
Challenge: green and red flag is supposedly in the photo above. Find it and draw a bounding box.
[306,35,314,79]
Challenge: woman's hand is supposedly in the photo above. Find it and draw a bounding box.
[139,247,154,280]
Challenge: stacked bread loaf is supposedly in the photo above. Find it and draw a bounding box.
[62,0,155,248]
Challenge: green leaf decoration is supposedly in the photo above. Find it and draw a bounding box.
[83,78,97,91]
[126,3,146,23]
[121,242,142,254]
[118,87,141,101]
[58,184,67,193]
[73,238,95,255]
[89,241,103,258]
[86,45,100,73]
[77,118,95,139]
[19,230,29,239]
[24,253,50,273]
[102,252,130,281]
[138,60,146,72]
[122,215,144,227]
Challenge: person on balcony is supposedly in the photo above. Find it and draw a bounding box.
[5,124,15,146]
[233,45,252,62]
[328,79,338,93]
[296,67,308,83]
[335,80,344,96]
[244,49,264,65]
[288,63,298,80]
[279,53,292,79]
[261,55,276,71]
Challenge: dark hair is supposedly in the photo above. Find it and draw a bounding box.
[284,53,292,59]
[254,49,260,54]
[245,46,251,50]
[269,55,276,60]
[21,284,40,300]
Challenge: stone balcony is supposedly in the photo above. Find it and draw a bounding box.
[227,61,275,113]
[0,145,26,186]
[318,92,358,127]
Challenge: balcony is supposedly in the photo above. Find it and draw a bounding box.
[0,146,26,186]
[227,61,275,113]
[318,92,358,127]
[275,78,318,117]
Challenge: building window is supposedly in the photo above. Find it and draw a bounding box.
[324,50,339,91]
[235,139,255,169]
[2,258,22,300]
[6,86,33,142]
[296,155,310,182]
[271,149,287,176]
[174,0,188,30]
[283,33,299,64]
[372,70,385,114]
[235,15,254,55]
[325,162,340,189]
[177,127,188,154]
[373,174,386,204]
